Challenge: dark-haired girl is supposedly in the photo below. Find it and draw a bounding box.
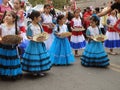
[105,10,120,55]
[41,4,54,50]
[49,15,75,65]
[0,11,22,80]
[22,11,52,77]
[13,0,29,58]
[80,16,109,67]
[70,9,86,57]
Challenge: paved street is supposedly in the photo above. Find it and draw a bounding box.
[0,49,120,90]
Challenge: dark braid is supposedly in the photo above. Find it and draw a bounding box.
[0,11,7,24]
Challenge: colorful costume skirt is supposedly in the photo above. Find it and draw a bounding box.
[81,41,109,67]
[0,44,22,77]
[70,32,86,50]
[22,41,52,73]
[50,37,75,65]
[105,31,120,48]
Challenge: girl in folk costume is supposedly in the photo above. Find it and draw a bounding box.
[13,0,29,57]
[105,10,120,55]
[0,11,22,80]
[0,0,12,20]
[49,15,75,65]
[80,16,109,67]
[41,4,54,50]
[22,11,52,77]
[70,9,86,57]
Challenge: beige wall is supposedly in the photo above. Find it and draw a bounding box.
[76,0,112,10]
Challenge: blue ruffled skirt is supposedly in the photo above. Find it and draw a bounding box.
[0,44,22,77]
[81,41,109,67]
[22,41,52,73]
[49,37,75,65]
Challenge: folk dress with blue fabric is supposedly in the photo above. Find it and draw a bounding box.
[0,24,22,77]
[80,26,109,67]
[105,15,120,49]
[49,24,75,65]
[70,17,86,50]
[22,23,52,73]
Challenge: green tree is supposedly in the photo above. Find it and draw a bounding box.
[28,0,70,9]
[53,0,70,10]
[28,0,45,6]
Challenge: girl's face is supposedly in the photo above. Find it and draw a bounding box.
[4,12,15,23]
[44,6,51,13]
[90,20,97,27]
[74,10,80,18]
[34,16,41,23]
[111,10,117,15]
[13,0,21,10]
[3,0,9,4]
[59,17,66,25]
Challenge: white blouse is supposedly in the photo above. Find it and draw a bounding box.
[108,15,117,26]
[30,24,41,36]
[72,17,82,27]
[0,24,16,37]
[42,13,53,23]
[88,26,100,36]
[54,24,68,34]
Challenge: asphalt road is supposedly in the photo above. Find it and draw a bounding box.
[0,49,120,90]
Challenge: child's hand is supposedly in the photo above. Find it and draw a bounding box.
[27,36,33,40]
[36,36,45,42]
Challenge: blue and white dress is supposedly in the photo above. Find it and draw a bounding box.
[105,15,120,48]
[80,26,109,67]
[0,24,22,78]
[70,17,86,50]
[49,24,75,65]
[22,23,52,73]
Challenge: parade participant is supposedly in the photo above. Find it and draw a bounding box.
[98,0,120,17]
[105,10,120,55]
[41,4,54,50]
[83,7,92,29]
[0,0,12,20]
[70,9,86,56]
[13,0,25,32]
[13,0,29,58]
[0,11,22,80]
[80,16,109,67]
[49,15,75,65]
[22,11,52,77]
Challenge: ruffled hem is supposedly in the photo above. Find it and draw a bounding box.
[70,41,86,49]
[105,40,120,48]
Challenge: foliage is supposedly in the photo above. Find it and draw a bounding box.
[28,0,70,9]
[28,0,44,6]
